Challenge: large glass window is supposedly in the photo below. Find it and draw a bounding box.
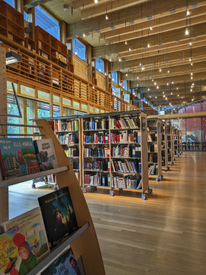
[123,92,130,103]
[3,0,15,7]
[123,80,127,91]
[111,71,117,84]
[24,11,29,22]
[73,38,86,61]
[96,58,104,73]
[112,85,120,98]
[35,6,60,40]
[7,95,20,136]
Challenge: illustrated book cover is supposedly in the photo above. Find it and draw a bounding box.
[40,247,82,275]
[33,139,59,171]
[0,138,40,179]
[38,187,78,249]
[0,207,49,275]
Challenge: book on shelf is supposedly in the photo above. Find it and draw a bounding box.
[84,147,110,158]
[110,117,139,129]
[0,208,49,275]
[110,130,140,144]
[33,139,59,171]
[83,119,109,130]
[83,132,109,144]
[84,173,110,187]
[84,159,109,171]
[68,158,79,170]
[0,138,40,179]
[64,146,79,157]
[112,175,142,189]
[40,247,82,275]
[58,132,79,145]
[38,187,78,249]
[56,120,79,132]
[111,160,139,173]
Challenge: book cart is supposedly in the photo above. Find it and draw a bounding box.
[0,120,106,275]
[161,122,169,172]
[81,110,151,200]
[147,118,163,182]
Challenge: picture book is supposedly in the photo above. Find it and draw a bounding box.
[0,138,40,179]
[38,187,78,249]
[0,208,49,275]
[33,139,59,171]
[40,247,82,275]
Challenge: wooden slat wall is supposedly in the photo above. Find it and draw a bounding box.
[96,71,105,90]
[73,56,87,80]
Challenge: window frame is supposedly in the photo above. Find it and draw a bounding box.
[95,58,104,74]
[73,38,87,62]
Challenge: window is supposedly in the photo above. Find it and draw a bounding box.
[24,11,29,22]
[111,71,117,84]
[37,102,50,118]
[123,93,130,103]
[73,38,86,61]
[35,6,60,40]
[96,58,104,74]
[3,0,15,7]
[123,80,127,91]
[112,85,120,98]
[7,94,20,136]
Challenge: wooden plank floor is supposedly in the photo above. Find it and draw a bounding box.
[9,152,206,275]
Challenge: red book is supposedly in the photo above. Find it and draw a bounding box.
[0,150,7,180]
[56,122,58,132]
[103,135,105,143]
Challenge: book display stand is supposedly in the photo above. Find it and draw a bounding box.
[147,118,163,182]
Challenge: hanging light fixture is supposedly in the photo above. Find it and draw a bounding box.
[105,14,109,20]
[186,9,190,16]
[125,41,127,45]
[159,68,162,72]
[94,0,98,3]
[147,43,150,48]
[185,28,189,36]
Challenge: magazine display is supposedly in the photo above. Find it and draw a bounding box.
[0,208,49,275]
[0,138,40,179]
[33,139,59,171]
[40,247,82,275]
[38,187,78,248]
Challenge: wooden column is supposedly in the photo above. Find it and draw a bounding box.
[0,45,8,223]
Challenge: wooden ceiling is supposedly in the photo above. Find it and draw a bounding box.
[24,0,206,108]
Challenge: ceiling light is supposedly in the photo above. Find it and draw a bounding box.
[192,83,194,85]
[137,77,139,79]
[152,79,154,82]
[148,88,150,91]
[128,48,132,52]
[172,82,174,84]
[171,92,173,95]
[83,33,86,37]
[94,0,98,3]
[191,76,193,79]
[191,72,193,75]
[105,72,107,76]
[154,82,156,85]
[167,83,169,86]
[109,58,112,61]
[105,14,109,20]
[189,42,192,46]
[119,58,122,62]
[155,96,157,99]
[63,4,69,11]
[137,84,139,86]
[190,89,192,92]
[159,68,162,72]
[177,94,179,97]
[147,43,150,48]
[142,66,145,70]
[167,70,170,73]
[126,73,128,76]
[139,63,142,66]
[163,95,165,97]
[157,86,159,89]
[186,10,190,16]
[75,50,77,55]
[191,62,193,66]
[162,91,164,94]
[185,28,189,36]
[150,27,153,30]
[189,58,191,62]
[93,86,95,89]
[176,87,179,90]
[125,41,127,45]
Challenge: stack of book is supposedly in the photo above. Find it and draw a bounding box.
[110,117,139,129]
[111,160,138,173]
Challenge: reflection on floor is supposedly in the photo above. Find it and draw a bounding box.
[9,152,206,275]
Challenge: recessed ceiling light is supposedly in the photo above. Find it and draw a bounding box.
[94,0,98,3]
[147,43,150,48]
[150,27,153,30]
[125,41,127,45]
[159,68,162,72]
[176,87,179,90]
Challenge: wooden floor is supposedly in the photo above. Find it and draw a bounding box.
[9,152,206,275]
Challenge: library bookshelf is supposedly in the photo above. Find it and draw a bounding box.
[174,128,180,157]
[147,118,163,182]
[161,122,169,172]
[48,110,151,199]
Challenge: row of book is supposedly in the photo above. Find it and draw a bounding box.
[83,133,109,144]
[83,119,109,130]
[111,160,140,173]
[112,176,142,189]
[84,159,110,171]
[110,117,139,129]
[112,145,141,158]
[68,158,79,170]
[148,153,158,163]
[56,120,79,132]
[84,173,111,186]
[148,164,158,175]
[0,138,59,181]
[58,133,79,144]
[0,187,82,275]
[64,146,79,157]
[110,132,141,143]
[84,148,110,158]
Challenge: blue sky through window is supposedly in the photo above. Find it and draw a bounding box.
[73,38,86,61]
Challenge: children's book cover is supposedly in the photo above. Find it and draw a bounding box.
[0,138,40,179]
[38,187,78,249]
[40,247,82,275]
[0,208,49,275]
[33,139,59,171]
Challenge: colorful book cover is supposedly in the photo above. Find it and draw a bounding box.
[38,187,78,249]
[0,138,40,179]
[0,208,49,275]
[40,247,82,275]
[33,139,59,171]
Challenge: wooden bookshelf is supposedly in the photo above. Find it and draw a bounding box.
[161,122,169,172]
[0,1,24,45]
[147,118,163,181]
[25,37,35,52]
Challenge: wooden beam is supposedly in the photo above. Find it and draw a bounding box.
[67,0,206,38]
[148,111,206,119]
